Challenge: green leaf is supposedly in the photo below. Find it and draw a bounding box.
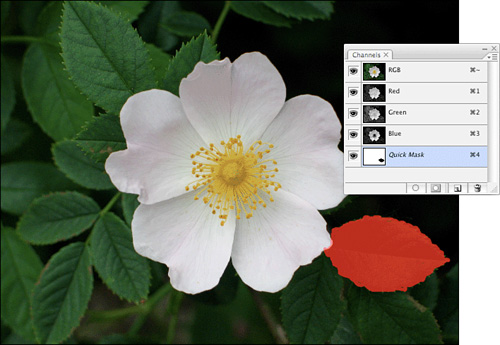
[17,192,101,245]
[281,253,345,344]
[330,315,363,344]
[99,1,149,22]
[230,1,292,28]
[137,1,181,51]
[347,286,442,344]
[1,118,32,156]
[2,332,33,345]
[19,1,47,35]
[60,1,156,114]
[1,55,16,133]
[75,113,126,164]
[163,32,220,95]
[52,140,114,190]
[146,43,172,84]
[262,1,334,21]
[21,43,94,141]
[32,242,93,344]
[35,1,64,43]
[121,193,139,226]
[1,227,43,342]
[161,11,211,37]
[1,161,79,215]
[408,272,439,311]
[434,264,458,343]
[90,213,150,303]
[1,1,10,28]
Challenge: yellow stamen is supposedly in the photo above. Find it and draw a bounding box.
[185,136,280,225]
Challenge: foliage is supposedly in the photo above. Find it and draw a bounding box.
[0,1,458,344]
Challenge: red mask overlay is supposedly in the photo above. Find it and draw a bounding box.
[324,215,450,292]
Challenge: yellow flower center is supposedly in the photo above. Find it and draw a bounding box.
[186,135,281,226]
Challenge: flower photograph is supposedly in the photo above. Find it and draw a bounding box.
[363,105,386,123]
[363,84,386,102]
[369,107,381,120]
[368,129,381,142]
[363,126,386,144]
[105,54,343,294]
[363,62,386,80]
[1,1,459,344]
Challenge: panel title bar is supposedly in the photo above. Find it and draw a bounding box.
[347,50,393,60]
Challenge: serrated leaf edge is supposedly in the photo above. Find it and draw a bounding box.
[89,213,151,304]
[16,191,101,245]
[32,242,93,344]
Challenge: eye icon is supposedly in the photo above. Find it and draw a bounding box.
[349,110,358,117]
[349,67,358,75]
[349,152,358,160]
[349,131,358,139]
[349,88,358,96]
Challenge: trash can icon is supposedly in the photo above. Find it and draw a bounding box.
[474,184,481,192]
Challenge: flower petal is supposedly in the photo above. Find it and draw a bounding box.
[105,89,206,204]
[231,190,331,292]
[132,191,236,294]
[106,148,195,204]
[260,95,344,209]
[179,52,286,148]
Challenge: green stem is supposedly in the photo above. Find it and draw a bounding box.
[165,290,184,344]
[100,192,122,217]
[127,312,149,336]
[1,35,57,47]
[146,283,173,309]
[87,283,172,322]
[211,1,231,43]
[85,193,121,247]
[249,288,289,344]
[87,304,147,321]
[127,282,174,335]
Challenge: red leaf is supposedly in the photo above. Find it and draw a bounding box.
[324,215,450,292]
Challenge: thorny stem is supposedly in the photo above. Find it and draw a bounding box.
[249,288,289,344]
[211,1,231,43]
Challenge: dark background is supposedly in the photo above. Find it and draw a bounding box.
[188,1,459,112]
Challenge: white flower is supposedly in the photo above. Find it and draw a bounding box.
[368,129,381,141]
[105,52,344,294]
[368,66,380,78]
[368,87,380,99]
[368,108,381,121]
